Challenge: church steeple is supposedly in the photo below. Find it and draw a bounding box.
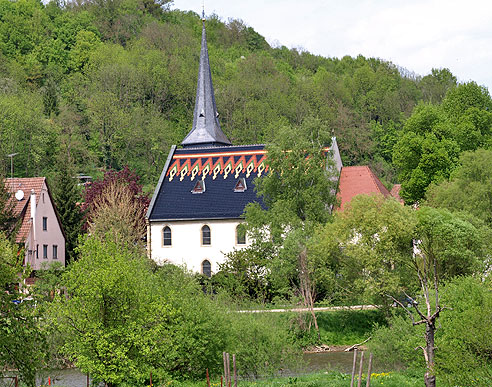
[181,14,231,148]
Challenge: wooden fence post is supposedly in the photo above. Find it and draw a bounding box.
[233,354,237,387]
[350,348,358,387]
[357,351,365,387]
[366,353,373,387]
[223,352,227,384]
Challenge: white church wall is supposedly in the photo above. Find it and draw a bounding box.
[150,219,250,274]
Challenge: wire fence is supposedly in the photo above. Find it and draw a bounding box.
[0,376,18,387]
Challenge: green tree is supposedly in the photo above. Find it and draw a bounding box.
[315,195,488,387]
[51,156,84,264]
[0,233,45,387]
[240,117,338,340]
[52,236,172,386]
[0,176,17,239]
[393,82,492,203]
[212,240,276,303]
[425,148,492,226]
[419,68,457,104]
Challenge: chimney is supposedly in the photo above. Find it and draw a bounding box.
[31,189,36,257]
[31,189,36,220]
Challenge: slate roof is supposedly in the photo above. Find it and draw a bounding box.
[5,177,45,243]
[148,145,268,221]
[337,166,391,211]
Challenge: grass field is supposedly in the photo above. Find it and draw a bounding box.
[270,308,387,347]
[164,370,423,387]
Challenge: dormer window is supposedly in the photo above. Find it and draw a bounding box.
[199,109,205,117]
[192,180,206,194]
[234,178,247,192]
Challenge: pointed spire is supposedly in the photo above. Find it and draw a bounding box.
[181,15,231,148]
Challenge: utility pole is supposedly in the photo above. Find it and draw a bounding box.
[7,153,19,181]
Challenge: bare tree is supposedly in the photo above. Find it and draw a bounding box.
[88,181,147,246]
[387,242,442,387]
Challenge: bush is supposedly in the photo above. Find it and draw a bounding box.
[227,312,301,379]
[368,312,425,370]
[436,276,492,386]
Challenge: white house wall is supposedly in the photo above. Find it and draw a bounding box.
[150,219,250,274]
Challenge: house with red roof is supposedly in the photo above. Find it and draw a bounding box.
[5,177,66,273]
[337,166,393,211]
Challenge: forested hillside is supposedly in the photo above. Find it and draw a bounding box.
[0,0,486,193]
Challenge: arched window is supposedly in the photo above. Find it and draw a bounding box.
[201,225,211,245]
[163,226,172,246]
[236,224,246,245]
[202,260,212,277]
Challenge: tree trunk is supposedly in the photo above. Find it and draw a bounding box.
[424,322,436,387]
[298,248,321,343]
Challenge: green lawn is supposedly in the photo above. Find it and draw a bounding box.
[270,309,387,347]
[163,371,422,387]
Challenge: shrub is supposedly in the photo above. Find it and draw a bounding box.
[227,312,301,379]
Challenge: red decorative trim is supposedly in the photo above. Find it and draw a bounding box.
[166,152,268,181]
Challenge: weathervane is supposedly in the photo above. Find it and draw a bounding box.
[202,0,205,20]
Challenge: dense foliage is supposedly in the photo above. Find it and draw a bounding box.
[2,1,492,385]
[393,82,492,202]
[0,233,45,387]
[0,176,18,238]
[425,148,492,226]
[0,0,471,191]
[46,236,299,386]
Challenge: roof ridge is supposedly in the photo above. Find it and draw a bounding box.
[365,166,390,196]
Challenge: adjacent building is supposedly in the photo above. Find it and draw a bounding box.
[337,166,392,211]
[6,177,66,274]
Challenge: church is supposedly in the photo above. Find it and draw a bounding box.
[146,16,391,276]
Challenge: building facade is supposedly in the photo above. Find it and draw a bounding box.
[6,177,66,271]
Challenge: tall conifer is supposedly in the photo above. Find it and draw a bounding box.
[51,158,83,264]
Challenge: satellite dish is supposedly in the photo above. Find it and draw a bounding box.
[15,190,24,201]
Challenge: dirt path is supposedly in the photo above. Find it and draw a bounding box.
[238,305,378,313]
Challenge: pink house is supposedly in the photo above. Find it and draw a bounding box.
[6,177,66,272]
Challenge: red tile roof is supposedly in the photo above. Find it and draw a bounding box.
[5,178,45,243]
[337,166,391,211]
[390,184,404,204]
